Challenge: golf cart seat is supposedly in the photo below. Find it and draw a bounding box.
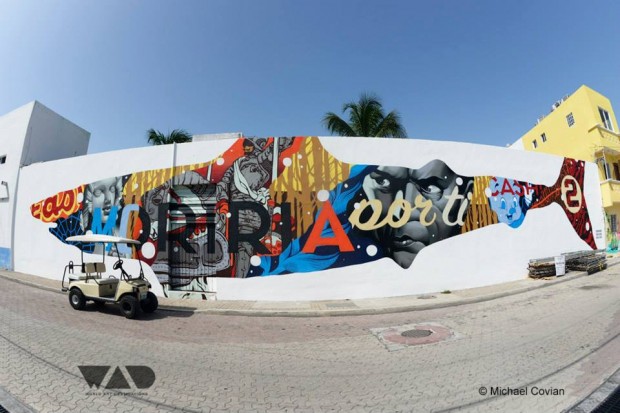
[68,262,117,285]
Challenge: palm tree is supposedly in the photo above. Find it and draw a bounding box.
[146,128,193,145]
[322,93,407,138]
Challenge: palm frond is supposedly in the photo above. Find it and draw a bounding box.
[146,128,192,145]
[323,93,407,138]
[322,112,356,136]
[374,111,407,138]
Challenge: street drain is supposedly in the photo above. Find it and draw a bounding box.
[401,329,432,338]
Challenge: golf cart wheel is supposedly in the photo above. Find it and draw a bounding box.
[140,292,158,313]
[69,289,86,310]
[119,295,140,319]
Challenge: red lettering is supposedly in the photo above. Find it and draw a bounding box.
[501,179,515,195]
[490,177,499,196]
[302,201,354,253]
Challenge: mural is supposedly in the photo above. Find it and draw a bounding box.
[31,137,596,294]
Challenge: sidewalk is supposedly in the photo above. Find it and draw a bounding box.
[0,260,617,317]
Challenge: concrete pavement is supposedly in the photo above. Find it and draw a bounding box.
[0,263,618,412]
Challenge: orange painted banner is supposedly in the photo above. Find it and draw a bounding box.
[31,186,83,223]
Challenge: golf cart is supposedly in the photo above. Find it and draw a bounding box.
[62,234,158,319]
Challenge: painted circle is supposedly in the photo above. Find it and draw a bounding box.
[216,158,225,165]
[484,187,492,197]
[77,192,84,203]
[456,177,463,186]
[366,245,378,257]
[353,203,360,209]
[283,157,292,167]
[226,212,232,218]
[250,256,261,266]
[141,242,156,259]
[586,222,590,231]
[317,190,330,202]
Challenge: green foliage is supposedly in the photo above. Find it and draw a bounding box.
[146,128,192,145]
[605,212,618,251]
[322,93,407,138]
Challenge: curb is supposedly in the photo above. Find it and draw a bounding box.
[0,268,606,317]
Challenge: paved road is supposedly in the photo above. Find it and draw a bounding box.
[0,269,618,413]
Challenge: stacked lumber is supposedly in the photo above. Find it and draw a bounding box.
[528,256,557,278]
[528,249,608,278]
[563,250,607,274]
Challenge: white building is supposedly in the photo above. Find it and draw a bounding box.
[0,101,89,269]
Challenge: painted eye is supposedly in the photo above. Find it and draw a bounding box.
[500,199,506,209]
[93,189,102,197]
[373,177,391,189]
[513,197,518,208]
[109,185,117,193]
[422,184,441,195]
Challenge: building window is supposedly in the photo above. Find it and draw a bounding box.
[615,163,620,180]
[611,214,618,233]
[0,155,5,164]
[541,133,547,143]
[566,113,575,127]
[599,107,614,131]
[532,139,538,149]
[605,162,612,180]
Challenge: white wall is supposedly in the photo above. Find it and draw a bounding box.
[0,101,90,269]
[0,102,33,258]
[13,137,605,300]
[508,138,525,150]
[21,102,90,166]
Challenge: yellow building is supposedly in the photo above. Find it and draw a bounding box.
[511,85,620,243]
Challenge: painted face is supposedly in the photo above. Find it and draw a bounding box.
[362,160,472,268]
[88,177,121,223]
[144,181,170,217]
[488,178,526,228]
[239,159,269,190]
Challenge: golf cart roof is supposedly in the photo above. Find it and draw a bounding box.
[66,235,141,245]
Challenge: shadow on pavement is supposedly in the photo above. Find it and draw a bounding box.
[81,302,194,320]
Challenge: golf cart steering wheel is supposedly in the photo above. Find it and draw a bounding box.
[113,259,123,270]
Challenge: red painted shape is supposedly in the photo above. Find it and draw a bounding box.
[302,201,354,253]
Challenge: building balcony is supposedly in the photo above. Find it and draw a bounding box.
[589,124,620,148]
[600,179,620,208]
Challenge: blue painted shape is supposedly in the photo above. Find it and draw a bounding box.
[49,212,95,253]
[0,247,11,270]
[91,206,119,251]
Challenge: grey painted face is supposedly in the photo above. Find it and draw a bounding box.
[362,160,473,269]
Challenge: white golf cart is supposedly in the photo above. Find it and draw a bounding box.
[62,234,158,319]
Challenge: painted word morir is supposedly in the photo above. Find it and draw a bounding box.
[30,137,604,300]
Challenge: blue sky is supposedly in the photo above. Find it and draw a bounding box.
[1,0,619,153]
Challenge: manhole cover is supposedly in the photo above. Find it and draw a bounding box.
[401,329,432,338]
